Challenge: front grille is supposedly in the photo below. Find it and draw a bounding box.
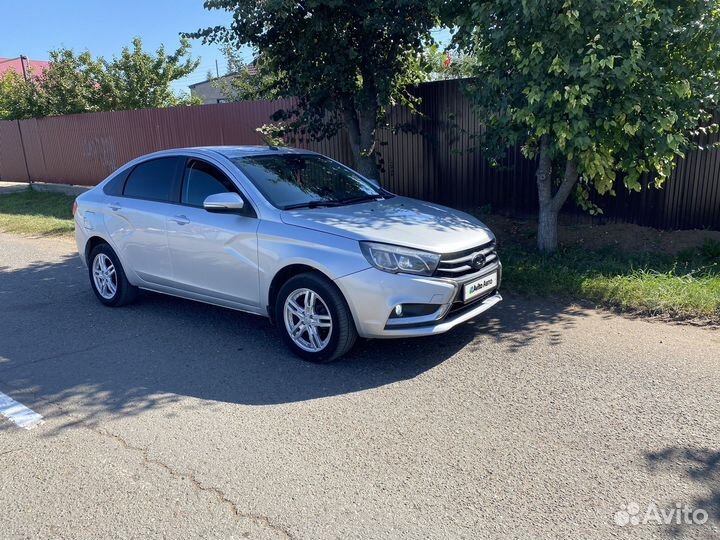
[434,241,497,278]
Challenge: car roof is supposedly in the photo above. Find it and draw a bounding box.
[147,145,320,160]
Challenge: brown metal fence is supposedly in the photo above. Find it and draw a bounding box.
[1,79,719,230]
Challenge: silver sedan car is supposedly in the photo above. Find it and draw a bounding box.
[74,146,502,362]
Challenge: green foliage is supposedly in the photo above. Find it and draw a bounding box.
[452,0,720,202]
[701,239,720,260]
[191,0,436,118]
[0,38,200,120]
[256,123,287,147]
[502,242,720,321]
[0,70,38,120]
[36,49,106,116]
[399,42,460,85]
[211,44,283,102]
[213,39,455,103]
[190,0,439,178]
[98,38,201,111]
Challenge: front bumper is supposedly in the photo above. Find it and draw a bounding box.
[334,261,502,338]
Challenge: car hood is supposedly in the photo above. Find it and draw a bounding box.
[280,197,494,253]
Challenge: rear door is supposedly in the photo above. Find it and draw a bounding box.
[166,158,261,307]
[103,156,183,285]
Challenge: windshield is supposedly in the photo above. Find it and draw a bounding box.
[231,154,386,209]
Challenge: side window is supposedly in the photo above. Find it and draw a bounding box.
[102,168,131,196]
[181,159,235,207]
[123,157,181,202]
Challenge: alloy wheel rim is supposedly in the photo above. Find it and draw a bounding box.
[283,288,333,352]
[92,253,118,300]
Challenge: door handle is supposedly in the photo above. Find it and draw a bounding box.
[170,214,190,225]
[109,202,122,211]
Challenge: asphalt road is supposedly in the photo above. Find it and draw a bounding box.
[0,231,718,540]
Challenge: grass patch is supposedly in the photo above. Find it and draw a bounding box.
[502,240,720,322]
[0,189,75,236]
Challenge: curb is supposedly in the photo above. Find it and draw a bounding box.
[0,182,90,197]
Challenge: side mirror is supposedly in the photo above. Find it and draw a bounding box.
[203,192,245,213]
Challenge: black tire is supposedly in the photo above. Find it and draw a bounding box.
[275,272,357,363]
[88,243,138,307]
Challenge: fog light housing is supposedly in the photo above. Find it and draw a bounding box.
[388,303,441,319]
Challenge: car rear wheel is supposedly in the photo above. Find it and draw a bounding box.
[275,273,357,363]
[88,243,138,307]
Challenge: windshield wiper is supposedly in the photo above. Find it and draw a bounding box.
[283,200,342,210]
[283,192,391,210]
[336,194,388,206]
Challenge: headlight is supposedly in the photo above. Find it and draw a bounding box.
[359,241,440,276]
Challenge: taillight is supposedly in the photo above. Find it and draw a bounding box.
[73,200,78,217]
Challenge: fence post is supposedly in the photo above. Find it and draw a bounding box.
[16,120,31,184]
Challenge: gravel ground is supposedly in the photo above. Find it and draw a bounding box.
[0,232,718,540]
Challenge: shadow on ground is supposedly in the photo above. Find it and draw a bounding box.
[0,255,584,424]
[645,446,720,538]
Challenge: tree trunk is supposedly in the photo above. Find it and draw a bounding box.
[535,137,579,253]
[537,202,558,253]
[356,108,379,180]
[342,101,379,181]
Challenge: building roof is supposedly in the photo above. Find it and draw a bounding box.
[188,63,258,89]
[0,57,50,79]
[188,73,233,89]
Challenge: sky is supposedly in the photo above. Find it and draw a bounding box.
[1,1,451,95]
[0,0,246,94]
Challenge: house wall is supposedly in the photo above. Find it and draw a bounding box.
[190,80,230,105]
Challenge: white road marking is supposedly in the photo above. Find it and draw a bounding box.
[0,392,44,429]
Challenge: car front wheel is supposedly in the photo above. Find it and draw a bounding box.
[275,273,357,363]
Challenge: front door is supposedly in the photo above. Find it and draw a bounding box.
[166,158,260,308]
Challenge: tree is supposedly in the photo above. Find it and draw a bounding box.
[450,0,720,252]
[0,70,38,120]
[418,42,462,81]
[98,37,200,110]
[0,38,200,120]
[211,44,284,101]
[35,49,106,116]
[190,0,439,180]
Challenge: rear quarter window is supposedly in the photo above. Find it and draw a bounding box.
[102,168,131,196]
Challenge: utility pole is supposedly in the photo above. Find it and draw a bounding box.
[19,55,28,81]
